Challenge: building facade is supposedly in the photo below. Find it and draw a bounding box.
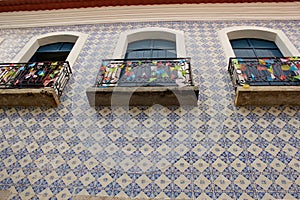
[0,1,299,199]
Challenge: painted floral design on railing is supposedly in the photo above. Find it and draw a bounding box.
[0,61,71,95]
[95,58,193,87]
[228,57,300,87]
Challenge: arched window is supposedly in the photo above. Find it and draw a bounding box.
[13,32,88,68]
[125,39,176,59]
[113,27,186,59]
[219,26,300,63]
[230,38,283,58]
[29,42,75,62]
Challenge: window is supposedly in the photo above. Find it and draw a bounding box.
[29,42,75,62]
[13,32,88,68]
[108,27,190,87]
[108,28,189,87]
[125,39,176,59]
[230,38,283,58]
[113,27,186,59]
[219,26,300,62]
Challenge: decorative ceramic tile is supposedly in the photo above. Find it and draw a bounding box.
[0,20,299,199]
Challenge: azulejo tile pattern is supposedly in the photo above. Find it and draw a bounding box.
[0,20,299,199]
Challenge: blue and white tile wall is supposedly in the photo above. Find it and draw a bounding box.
[0,20,299,199]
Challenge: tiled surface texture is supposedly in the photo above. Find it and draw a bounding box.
[0,20,299,199]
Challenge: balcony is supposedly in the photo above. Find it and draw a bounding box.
[0,61,71,107]
[228,57,300,106]
[86,58,199,106]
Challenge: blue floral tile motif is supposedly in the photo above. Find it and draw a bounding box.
[144,183,162,198]
[282,166,299,181]
[205,184,223,199]
[165,167,181,181]
[242,166,260,181]
[181,184,192,198]
[289,183,300,199]
[182,151,199,165]
[289,136,300,148]
[15,178,31,193]
[22,163,38,176]
[268,183,286,199]
[56,164,71,177]
[6,162,21,175]
[86,181,102,195]
[32,182,48,194]
[219,151,236,164]
[183,166,200,180]
[146,170,162,181]
[258,151,275,164]
[222,166,239,181]
[271,136,287,149]
[263,166,280,181]
[0,20,299,199]
[163,183,182,198]
[203,167,220,181]
[124,182,140,197]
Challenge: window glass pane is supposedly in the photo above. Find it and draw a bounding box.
[271,49,284,57]
[255,49,283,57]
[143,51,151,58]
[126,51,137,59]
[255,50,273,57]
[30,52,69,62]
[30,42,75,62]
[230,39,250,48]
[126,39,177,59]
[136,51,145,58]
[250,39,277,48]
[166,50,177,58]
[60,43,75,51]
[127,40,152,50]
[233,49,256,58]
[126,50,153,59]
[37,43,62,52]
[153,40,176,49]
[231,38,283,58]
[152,50,165,58]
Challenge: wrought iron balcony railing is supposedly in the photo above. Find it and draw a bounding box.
[0,61,71,96]
[228,57,300,87]
[94,58,194,87]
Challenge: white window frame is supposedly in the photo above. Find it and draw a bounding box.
[218,26,300,64]
[113,27,186,59]
[12,32,88,68]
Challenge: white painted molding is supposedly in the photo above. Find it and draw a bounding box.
[218,26,300,64]
[0,2,300,28]
[113,27,186,59]
[13,32,88,68]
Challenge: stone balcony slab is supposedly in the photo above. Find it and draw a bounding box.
[86,86,199,106]
[235,86,300,106]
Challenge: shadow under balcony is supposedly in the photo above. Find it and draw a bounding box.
[0,61,71,107]
[228,57,300,106]
[86,58,199,106]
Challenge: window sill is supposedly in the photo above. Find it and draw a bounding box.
[235,86,300,106]
[86,86,199,106]
[0,88,60,107]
